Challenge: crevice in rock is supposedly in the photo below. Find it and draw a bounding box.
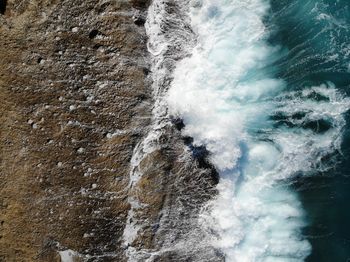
[130,0,150,10]
[133,15,146,26]
[89,29,99,39]
[0,0,7,15]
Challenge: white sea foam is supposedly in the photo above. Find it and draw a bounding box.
[167,0,350,261]
[122,0,194,260]
[59,249,80,262]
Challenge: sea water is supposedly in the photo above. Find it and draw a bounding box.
[166,0,350,261]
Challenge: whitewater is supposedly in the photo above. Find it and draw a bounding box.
[140,0,350,261]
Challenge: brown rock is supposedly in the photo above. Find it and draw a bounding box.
[0,0,220,261]
[0,0,151,260]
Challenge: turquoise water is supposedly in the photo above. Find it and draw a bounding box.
[269,0,350,260]
[164,0,350,260]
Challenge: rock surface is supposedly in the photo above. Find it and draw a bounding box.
[0,0,219,261]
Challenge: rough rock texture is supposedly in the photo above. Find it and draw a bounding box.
[0,0,219,261]
[0,0,152,260]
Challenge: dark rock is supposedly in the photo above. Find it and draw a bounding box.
[130,0,150,9]
[0,0,6,15]
[88,29,99,39]
[171,117,185,130]
[133,14,146,26]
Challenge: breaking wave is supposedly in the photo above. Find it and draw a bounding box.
[166,0,350,261]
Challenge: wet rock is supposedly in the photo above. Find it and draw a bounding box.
[0,0,151,260]
[133,12,146,26]
[130,0,151,9]
[0,0,219,261]
[171,117,185,131]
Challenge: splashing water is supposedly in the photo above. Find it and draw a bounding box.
[166,0,350,261]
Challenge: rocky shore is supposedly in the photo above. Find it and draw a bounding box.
[0,0,220,261]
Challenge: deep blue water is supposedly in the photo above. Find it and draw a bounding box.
[269,0,350,260]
